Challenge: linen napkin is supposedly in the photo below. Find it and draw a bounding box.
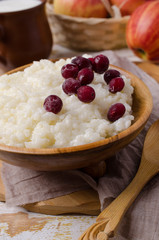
[1,50,159,240]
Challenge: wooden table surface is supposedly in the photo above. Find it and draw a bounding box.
[0,47,159,240]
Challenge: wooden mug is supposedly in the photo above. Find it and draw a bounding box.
[0,0,53,69]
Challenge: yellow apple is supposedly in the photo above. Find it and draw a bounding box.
[54,0,108,18]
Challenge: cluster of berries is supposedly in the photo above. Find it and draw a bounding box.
[43,54,126,122]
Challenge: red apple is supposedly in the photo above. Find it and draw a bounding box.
[53,0,108,18]
[126,1,159,63]
[110,0,153,16]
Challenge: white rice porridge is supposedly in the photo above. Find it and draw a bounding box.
[0,55,134,148]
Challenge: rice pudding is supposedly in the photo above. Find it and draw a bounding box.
[0,55,134,148]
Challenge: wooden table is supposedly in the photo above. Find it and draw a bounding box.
[0,48,159,240]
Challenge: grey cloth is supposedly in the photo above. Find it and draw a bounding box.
[1,51,159,240]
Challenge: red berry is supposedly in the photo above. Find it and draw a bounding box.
[92,54,109,74]
[104,69,120,84]
[77,68,94,85]
[77,86,95,103]
[88,57,94,67]
[61,63,79,79]
[62,78,81,95]
[71,56,92,70]
[43,95,63,114]
[107,103,126,122]
[109,77,125,93]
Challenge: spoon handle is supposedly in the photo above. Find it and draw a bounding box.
[96,156,158,238]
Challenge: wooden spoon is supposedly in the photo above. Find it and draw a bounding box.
[79,120,159,240]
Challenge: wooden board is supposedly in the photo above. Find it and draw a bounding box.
[0,161,100,215]
[0,61,159,216]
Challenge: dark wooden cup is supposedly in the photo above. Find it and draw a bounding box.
[0,0,53,69]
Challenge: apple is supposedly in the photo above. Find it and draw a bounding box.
[110,0,154,16]
[126,1,159,63]
[53,0,108,18]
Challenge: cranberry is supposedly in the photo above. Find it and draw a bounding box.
[71,56,92,70]
[92,54,109,74]
[88,57,94,66]
[77,68,94,85]
[107,103,126,122]
[109,77,125,93]
[104,69,121,84]
[62,77,81,95]
[77,86,95,103]
[43,95,63,114]
[61,63,79,79]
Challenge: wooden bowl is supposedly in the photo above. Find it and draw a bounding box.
[0,62,153,172]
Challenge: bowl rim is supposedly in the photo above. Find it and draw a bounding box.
[0,62,153,155]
